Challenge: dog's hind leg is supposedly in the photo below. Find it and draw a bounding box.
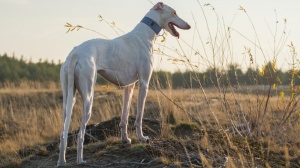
[75,63,96,164]
[58,56,77,167]
[119,83,135,143]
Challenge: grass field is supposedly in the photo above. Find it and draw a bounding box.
[0,81,299,167]
[1,1,300,167]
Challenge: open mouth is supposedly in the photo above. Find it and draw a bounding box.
[168,22,180,38]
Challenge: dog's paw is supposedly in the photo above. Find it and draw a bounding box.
[77,159,86,165]
[139,136,149,143]
[121,137,132,144]
[57,160,66,167]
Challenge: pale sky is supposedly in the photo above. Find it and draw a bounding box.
[0,0,299,72]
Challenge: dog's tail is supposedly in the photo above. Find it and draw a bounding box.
[58,54,78,166]
[64,54,78,142]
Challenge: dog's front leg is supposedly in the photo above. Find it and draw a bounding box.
[135,79,150,142]
[119,83,135,143]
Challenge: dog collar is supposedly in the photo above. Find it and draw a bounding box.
[141,17,162,35]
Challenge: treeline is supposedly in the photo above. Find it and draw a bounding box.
[0,53,61,82]
[152,64,299,89]
[0,53,299,88]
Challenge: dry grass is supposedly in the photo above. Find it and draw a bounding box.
[0,81,300,167]
[1,2,299,167]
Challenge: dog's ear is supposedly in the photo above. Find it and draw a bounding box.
[152,2,164,10]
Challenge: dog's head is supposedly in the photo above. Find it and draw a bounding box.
[152,2,191,38]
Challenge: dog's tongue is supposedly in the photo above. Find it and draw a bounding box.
[169,22,180,38]
[174,28,180,39]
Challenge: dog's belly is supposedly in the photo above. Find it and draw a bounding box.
[98,69,138,87]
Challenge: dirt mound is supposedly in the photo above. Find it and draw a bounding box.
[45,116,161,151]
[14,116,208,168]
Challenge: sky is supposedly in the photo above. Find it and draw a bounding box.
[0,0,299,72]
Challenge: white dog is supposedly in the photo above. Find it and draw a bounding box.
[57,2,190,166]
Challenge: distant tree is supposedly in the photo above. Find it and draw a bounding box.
[244,67,259,85]
[151,71,172,89]
[226,64,244,85]
[171,71,184,89]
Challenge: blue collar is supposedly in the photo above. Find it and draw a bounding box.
[141,17,162,35]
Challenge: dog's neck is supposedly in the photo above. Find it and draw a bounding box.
[141,17,161,35]
[130,10,162,45]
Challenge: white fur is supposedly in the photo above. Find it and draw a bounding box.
[57,2,190,166]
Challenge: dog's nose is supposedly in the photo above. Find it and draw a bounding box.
[186,24,191,29]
